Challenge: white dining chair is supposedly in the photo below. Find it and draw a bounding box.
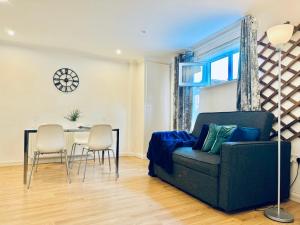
[27,124,71,189]
[69,132,89,168]
[77,124,116,182]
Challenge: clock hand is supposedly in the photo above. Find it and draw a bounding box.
[53,78,66,81]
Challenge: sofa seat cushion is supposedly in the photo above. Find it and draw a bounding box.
[173,147,220,177]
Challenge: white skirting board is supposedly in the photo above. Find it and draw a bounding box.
[290,192,300,203]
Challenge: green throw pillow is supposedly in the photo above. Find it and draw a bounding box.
[209,125,237,155]
[201,123,221,152]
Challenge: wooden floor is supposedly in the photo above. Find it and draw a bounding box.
[0,157,299,225]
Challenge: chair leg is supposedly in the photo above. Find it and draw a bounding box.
[97,151,101,165]
[71,143,78,169]
[107,150,111,172]
[69,143,76,168]
[83,151,90,182]
[77,148,85,175]
[64,150,71,183]
[35,152,40,172]
[27,152,37,189]
[102,151,104,164]
[93,151,96,164]
[61,151,63,164]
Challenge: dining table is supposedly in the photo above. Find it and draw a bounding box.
[23,127,120,184]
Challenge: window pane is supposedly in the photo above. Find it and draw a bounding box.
[211,57,228,85]
[182,64,203,83]
[193,71,202,83]
[232,52,240,79]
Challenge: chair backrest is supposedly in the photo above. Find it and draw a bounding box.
[36,124,65,152]
[88,124,113,150]
[192,111,274,141]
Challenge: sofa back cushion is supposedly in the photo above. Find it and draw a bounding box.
[191,111,274,141]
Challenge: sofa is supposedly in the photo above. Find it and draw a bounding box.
[153,111,291,212]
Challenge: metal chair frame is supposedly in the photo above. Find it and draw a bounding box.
[27,149,71,189]
[77,147,116,182]
[69,143,98,168]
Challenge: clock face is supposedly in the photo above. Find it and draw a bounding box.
[53,68,79,93]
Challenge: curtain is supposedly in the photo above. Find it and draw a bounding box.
[236,15,261,111]
[173,51,194,131]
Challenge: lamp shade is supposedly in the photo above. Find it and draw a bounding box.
[267,24,294,47]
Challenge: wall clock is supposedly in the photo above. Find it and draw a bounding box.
[53,68,79,93]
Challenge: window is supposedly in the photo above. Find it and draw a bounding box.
[179,49,239,87]
[179,63,208,87]
[179,49,240,125]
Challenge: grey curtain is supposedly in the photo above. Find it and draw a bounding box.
[237,15,261,111]
[173,51,194,131]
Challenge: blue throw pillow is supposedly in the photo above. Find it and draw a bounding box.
[228,127,260,142]
[192,124,209,150]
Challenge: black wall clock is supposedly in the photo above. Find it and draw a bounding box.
[53,68,79,93]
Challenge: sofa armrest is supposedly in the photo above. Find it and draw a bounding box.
[218,141,291,212]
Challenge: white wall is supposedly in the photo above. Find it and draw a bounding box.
[129,61,145,158]
[197,81,237,113]
[0,43,133,164]
[248,0,300,37]
[129,60,171,158]
[144,61,171,155]
[0,43,172,164]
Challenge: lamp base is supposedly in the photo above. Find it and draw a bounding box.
[264,206,294,223]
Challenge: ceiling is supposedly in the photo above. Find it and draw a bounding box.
[0,0,291,61]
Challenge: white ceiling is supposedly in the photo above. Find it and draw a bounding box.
[0,0,293,61]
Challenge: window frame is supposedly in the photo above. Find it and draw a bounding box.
[178,62,209,87]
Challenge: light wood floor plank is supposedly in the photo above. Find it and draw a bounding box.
[0,157,299,225]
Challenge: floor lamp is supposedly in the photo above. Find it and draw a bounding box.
[264,24,294,223]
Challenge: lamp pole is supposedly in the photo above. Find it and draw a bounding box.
[277,48,281,216]
[264,23,294,223]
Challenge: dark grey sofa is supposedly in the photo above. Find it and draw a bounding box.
[154,111,291,212]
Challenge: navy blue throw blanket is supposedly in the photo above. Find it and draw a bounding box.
[147,131,196,176]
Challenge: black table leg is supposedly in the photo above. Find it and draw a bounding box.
[24,130,29,184]
[116,129,119,178]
